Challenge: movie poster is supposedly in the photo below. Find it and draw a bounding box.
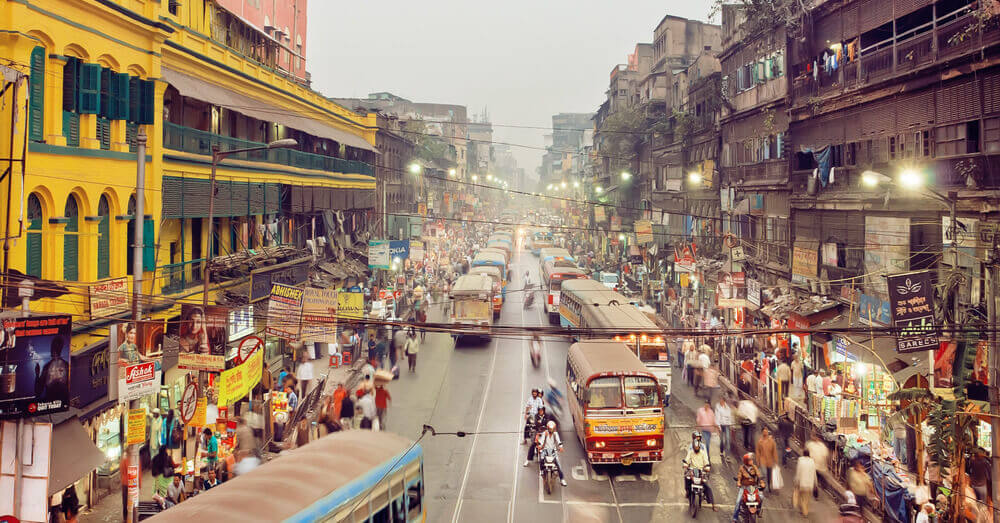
[177,304,228,371]
[0,314,72,418]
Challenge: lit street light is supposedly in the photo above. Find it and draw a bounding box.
[409,163,422,174]
[561,181,567,189]
[898,168,923,190]
[472,175,479,182]
[487,174,493,181]
[687,172,703,185]
[595,186,603,194]
[546,184,553,190]
[618,233,626,241]
[621,171,632,180]
[573,181,580,188]
[448,168,456,177]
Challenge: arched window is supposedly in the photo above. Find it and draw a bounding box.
[63,195,79,281]
[97,195,110,279]
[126,195,135,276]
[26,193,43,278]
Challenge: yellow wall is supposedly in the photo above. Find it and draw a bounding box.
[0,0,375,352]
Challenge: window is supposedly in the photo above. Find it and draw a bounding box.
[26,193,43,278]
[28,47,44,142]
[935,122,978,157]
[586,377,622,408]
[845,142,857,165]
[63,195,79,281]
[624,376,659,407]
[406,481,422,520]
[97,195,110,279]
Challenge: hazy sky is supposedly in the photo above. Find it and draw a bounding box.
[307,1,715,177]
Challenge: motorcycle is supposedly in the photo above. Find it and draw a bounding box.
[530,338,541,368]
[524,289,535,309]
[539,447,560,495]
[736,484,763,523]
[685,466,709,517]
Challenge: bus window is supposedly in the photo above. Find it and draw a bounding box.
[587,377,622,408]
[407,481,422,520]
[391,498,406,523]
[624,376,659,408]
[638,344,668,363]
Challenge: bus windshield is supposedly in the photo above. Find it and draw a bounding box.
[624,376,660,408]
[455,299,489,319]
[587,377,623,408]
[601,273,619,284]
[637,344,669,364]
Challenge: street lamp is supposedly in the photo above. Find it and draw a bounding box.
[621,171,632,181]
[687,171,703,185]
[618,233,626,241]
[448,168,456,177]
[595,186,603,194]
[561,181,567,189]
[204,138,298,307]
[573,181,580,188]
[487,174,493,181]
[546,184,553,190]
[409,163,422,174]
[472,175,479,182]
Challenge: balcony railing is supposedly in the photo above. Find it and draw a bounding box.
[163,122,374,176]
[160,258,205,295]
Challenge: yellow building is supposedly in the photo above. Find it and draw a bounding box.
[0,0,377,353]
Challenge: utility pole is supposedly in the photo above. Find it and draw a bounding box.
[125,127,146,523]
[987,221,1000,523]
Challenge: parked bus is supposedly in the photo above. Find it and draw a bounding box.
[470,265,504,318]
[577,302,671,403]
[150,431,424,523]
[474,249,508,282]
[558,279,629,328]
[541,263,588,324]
[566,340,664,467]
[530,230,554,255]
[538,247,573,268]
[449,273,494,341]
[487,239,511,260]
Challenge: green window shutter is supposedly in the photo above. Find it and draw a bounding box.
[116,73,130,121]
[26,231,42,278]
[62,57,79,112]
[99,67,112,119]
[97,215,110,279]
[28,47,45,142]
[98,117,111,150]
[126,122,138,152]
[78,63,101,115]
[128,76,140,122]
[138,80,155,125]
[143,218,155,271]
[62,111,80,146]
[63,233,78,281]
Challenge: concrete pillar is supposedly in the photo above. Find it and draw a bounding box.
[44,56,67,146]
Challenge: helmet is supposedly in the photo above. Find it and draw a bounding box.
[743,453,755,466]
[692,431,702,441]
[546,421,556,431]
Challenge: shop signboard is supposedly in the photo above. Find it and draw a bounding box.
[410,241,425,263]
[176,304,228,371]
[418,203,427,216]
[249,257,310,303]
[857,293,891,326]
[368,240,390,269]
[69,341,109,408]
[674,244,697,272]
[610,215,621,231]
[717,272,747,308]
[832,336,859,363]
[89,277,129,319]
[178,382,198,424]
[389,240,410,261]
[821,243,838,267]
[864,216,910,299]
[217,344,263,407]
[228,305,255,342]
[118,362,160,403]
[337,292,364,320]
[635,220,653,244]
[791,242,819,283]
[301,288,337,344]
[265,283,304,340]
[887,270,938,353]
[190,396,207,427]
[126,408,146,445]
[594,206,606,223]
[746,277,761,309]
[0,314,72,418]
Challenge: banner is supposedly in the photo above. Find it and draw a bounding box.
[389,240,410,261]
[594,206,606,223]
[89,277,129,319]
[865,216,910,298]
[635,220,653,244]
[410,241,425,263]
[337,291,364,320]
[717,272,747,308]
[301,288,337,344]
[368,240,390,269]
[126,409,146,445]
[217,345,263,406]
[266,283,304,340]
[791,242,819,283]
[887,270,937,353]
[177,304,228,371]
[0,314,72,418]
[190,396,207,427]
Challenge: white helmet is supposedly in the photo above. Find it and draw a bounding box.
[546,421,556,431]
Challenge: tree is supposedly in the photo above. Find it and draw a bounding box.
[401,118,453,164]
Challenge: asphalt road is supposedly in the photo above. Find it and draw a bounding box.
[383,247,839,523]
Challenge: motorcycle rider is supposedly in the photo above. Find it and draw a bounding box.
[682,431,716,510]
[535,420,567,487]
[733,452,765,521]
[524,405,557,466]
[530,334,542,364]
[522,389,544,444]
[544,378,565,418]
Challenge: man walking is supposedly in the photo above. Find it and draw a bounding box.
[738,398,758,450]
[793,449,818,516]
[404,328,420,373]
[755,428,778,493]
[714,396,733,460]
[695,400,717,460]
[375,384,391,430]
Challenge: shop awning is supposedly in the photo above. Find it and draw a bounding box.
[49,416,106,496]
[161,68,375,153]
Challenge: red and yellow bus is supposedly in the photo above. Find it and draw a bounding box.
[566,340,665,466]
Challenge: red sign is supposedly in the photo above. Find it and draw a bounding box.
[179,382,199,424]
[127,464,139,509]
[235,336,263,365]
[125,362,155,383]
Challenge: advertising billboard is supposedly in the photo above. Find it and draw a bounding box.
[0,314,72,418]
